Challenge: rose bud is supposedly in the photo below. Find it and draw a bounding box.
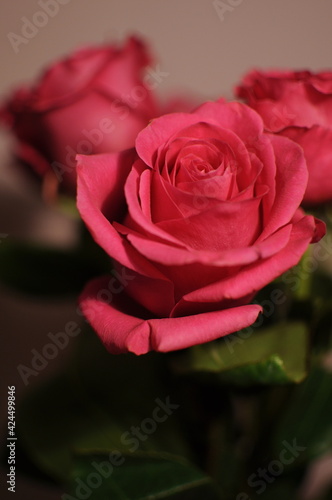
[0,36,163,196]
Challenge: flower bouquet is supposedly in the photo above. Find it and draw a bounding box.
[2,35,332,500]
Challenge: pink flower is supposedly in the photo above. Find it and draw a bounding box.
[0,37,162,194]
[77,100,324,355]
[236,70,332,205]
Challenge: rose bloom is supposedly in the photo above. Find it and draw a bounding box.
[0,37,164,194]
[77,100,324,355]
[236,70,332,205]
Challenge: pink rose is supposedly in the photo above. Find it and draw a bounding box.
[77,100,324,355]
[0,37,161,193]
[236,70,332,205]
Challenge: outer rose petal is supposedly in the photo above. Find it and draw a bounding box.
[173,212,321,313]
[258,134,308,240]
[79,276,262,354]
[76,151,169,281]
[194,100,264,143]
[77,150,135,227]
[125,223,292,267]
[280,125,332,205]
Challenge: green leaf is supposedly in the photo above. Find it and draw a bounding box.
[64,452,221,500]
[0,238,108,296]
[273,364,332,461]
[174,322,309,386]
[17,328,190,482]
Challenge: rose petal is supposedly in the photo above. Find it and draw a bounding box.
[76,152,169,281]
[194,100,264,142]
[125,221,292,268]
[136,112,200,167]
[79,275,262,354]
[257,134,308,241]
[281,125,332,205]
[124,161,189,246]
[175,213,319,306]
[157,195,263,251]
